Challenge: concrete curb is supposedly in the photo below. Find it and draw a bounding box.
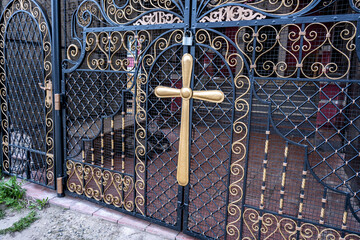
[22,182,196,240]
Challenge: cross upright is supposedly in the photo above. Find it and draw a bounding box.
[155,53,225,186]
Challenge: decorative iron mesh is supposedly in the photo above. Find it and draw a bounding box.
[6,12,46,180]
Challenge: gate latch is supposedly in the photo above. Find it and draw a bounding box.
[182,30,193,46]
[38,81,52,107]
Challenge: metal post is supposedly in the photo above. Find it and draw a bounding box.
[0,1,3,176]
[52,0,64,197]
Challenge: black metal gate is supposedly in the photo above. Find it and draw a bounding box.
[2,0,360,239]
[0,0,54,188]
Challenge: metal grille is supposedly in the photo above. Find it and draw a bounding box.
[66,70,128,157]
[184,43,235,238]
[146,44,183,225]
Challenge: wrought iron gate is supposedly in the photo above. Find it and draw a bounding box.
[1,0,360,239]
[62,1,360,238]
[0,0,54,187]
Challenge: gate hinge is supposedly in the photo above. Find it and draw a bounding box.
[54,93,62,111]
[57,177,64,195]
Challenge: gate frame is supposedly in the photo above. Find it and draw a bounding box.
[0,0,56,189]
[51,0,64,196]
[1,0,359,239]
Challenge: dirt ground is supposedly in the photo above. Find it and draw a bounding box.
[0,205,165,240]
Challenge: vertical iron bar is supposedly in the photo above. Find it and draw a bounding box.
[0,19,4,175]
[296,150,309,240]
[61,0,69,191]
[257,119,271,240]
[279,142,289,215]
[5,48,10,175]
[133,69,138,214]
[144,54,149,217]
[181,0,194,232]
[26,151,30,179]
[341,196,351,238]
[120,95,126,209]
[91,142,95,165]
[101,120,104,168]
[224,33,239,240]
[63,0,66,53]
[319,187,327,225]
[82,142,85,163]
[81,141,85,196]
[121,110,125,173]
[240,25,259,240]
[111,116,114,170]
[296,24,306,79]
[341,199,349,234]
[133,31,143,216]
[52,0,64,196]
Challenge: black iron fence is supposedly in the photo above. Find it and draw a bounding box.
[1,0,360,239]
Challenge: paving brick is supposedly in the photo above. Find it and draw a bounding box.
[21,181,31,186]
[49,196,79,209]
[118,215,150,231]
[176,233,197,240]
[22,182,39,191]
[70,200,102,215]
[16,178,31,186]
[146,224,179,240]
[93,207,125,223]
[23,183,57,200]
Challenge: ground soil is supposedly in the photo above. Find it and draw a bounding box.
[0,205,165,240]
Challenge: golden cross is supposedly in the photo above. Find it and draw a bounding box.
[154,53,225,186]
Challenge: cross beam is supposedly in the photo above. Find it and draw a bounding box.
[154,53,225,186]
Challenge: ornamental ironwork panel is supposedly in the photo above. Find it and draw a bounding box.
[0,0,54,187]
[61,0,360,239]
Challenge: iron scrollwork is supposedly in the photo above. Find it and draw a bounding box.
[66,160,135,211]
[243,208,360,240]
[199,6,266,23]
[353,0,360,11]
[194,29,251,239]
[133,11,183,25]
[236,22,356,80]
[83,31,151,71]
[198,0,318,17]
[102,0,180,24]
[71,0,183,28]
[66,30,151,73]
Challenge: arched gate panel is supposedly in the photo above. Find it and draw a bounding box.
[0,0,54,188]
